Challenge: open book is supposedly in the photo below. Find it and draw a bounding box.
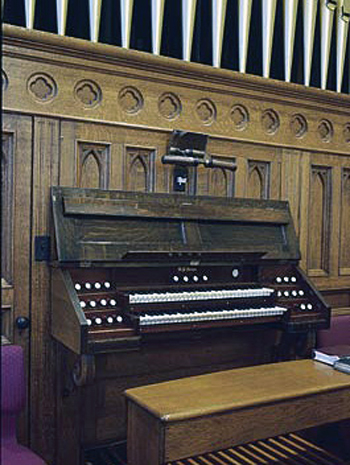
[313,345,350,366]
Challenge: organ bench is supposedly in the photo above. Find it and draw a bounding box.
[125,360,350,465]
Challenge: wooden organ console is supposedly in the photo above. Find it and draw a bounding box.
[2,1,350,464]
[51,186,330,355]
[50,185,331,464]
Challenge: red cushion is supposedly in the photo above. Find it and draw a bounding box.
[1,345,25,413]
[318,315,350,347]
[1,443,47,465]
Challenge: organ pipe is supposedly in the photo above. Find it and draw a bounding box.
[238,0,253,73]
[320,0,337,89]
[120,0,134,48]
[283,0,299,83]
[303,0,318,87]
[151,0,165,54]
[89,0,102,42]
[262,0,277,78]
[212,0,228,67]
[56,0,68,36]
[182,0,197,61]
[336,0,350,91]
[24,0,35,29]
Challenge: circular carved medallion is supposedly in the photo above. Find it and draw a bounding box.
[195,99,216,125]
[318,119,333,142]
[118,86,144,114]
[343,123,350,144]
[290,113,308,138]
[158,92,182,120]
[74,80,102,107]
[230,104,249,130]
[28,73,57,102]
[2,70,8,92]
[261,109,280,135]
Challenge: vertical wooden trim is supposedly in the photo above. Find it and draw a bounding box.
[235,156,247,198]
[2,113,33,445]
[270,148,282,200]
[110,142,123,190]
[281,149,302,237]
[299,151,310,272]
[30,117,60,462]
[330,166,341,278]
[60,120,77,187]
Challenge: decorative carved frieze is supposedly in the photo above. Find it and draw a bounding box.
[27,73,57,102]
[290,114,308,138]
[317,119,334,143]
[195,99,217,125]
[344,123,350,144]
[2,70,9,92]
[230,104,249,131]
[261,109,280,135]
[118,86,144,114]
[74,80,102,107]
[158,92,182,120]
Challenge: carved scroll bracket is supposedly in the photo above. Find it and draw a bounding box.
[72,354,96,387]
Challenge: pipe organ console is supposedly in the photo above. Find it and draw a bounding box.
[51,186,330,355]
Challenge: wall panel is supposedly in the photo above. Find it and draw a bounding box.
[77,142,110,189]
[124,146,155,192]
[1,113,33,445]
[307,166,332,277]
[2,25,350,465]
[340,169,350,275]
[1,132,14,284]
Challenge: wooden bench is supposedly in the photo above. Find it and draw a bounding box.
[125,360,350,465]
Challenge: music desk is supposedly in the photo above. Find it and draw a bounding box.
[125,360,350,465]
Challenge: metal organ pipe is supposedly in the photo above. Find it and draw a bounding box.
[336,0,350,92]
[56,0,68,36]
[89,0,102,43]
[320,0,337,89]
[283,0,299,83]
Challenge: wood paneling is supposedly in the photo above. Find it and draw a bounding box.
[340,169,350,275]
[124,146,155,192]
[308,166,332,276]
[247,160,270,199]
[1,133,14,283]
[1,113,32,445]
[2,24,350,465]
[77,142,110,189]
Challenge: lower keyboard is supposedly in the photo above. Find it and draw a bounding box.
[139,306,287,326]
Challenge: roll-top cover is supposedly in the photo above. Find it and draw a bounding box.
[51,187,300,265]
